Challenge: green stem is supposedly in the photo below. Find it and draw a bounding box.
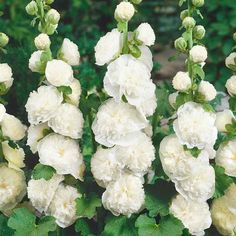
[123,21,129,54]
[56,226,61,236]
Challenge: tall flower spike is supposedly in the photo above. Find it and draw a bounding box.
[25,0,83,228]
[92,0,156,217]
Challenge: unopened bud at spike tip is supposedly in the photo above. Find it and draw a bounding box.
[182,16,196,29]
[174,37,187,52]
[25,1,38,16]
[192,0,204,7]
[193,25,206,40]
[0,33,9,47]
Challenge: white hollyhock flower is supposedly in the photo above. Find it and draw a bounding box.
[116,133,155,174]
[47,184,80,228]
[95,29,122,66]
[1,114,26,141]
[225,52,236,68]
[0,165,26,212]
[115,1,135,22]
[65,79,82,107]
[198,81,217,101]
[29,50,43,73]
[27,174,64,213]
[224,184,236,215]
[45,59,74,86]
[211,196,236,236]
[27,123,50,154]
[38,133,85,180]
[2,141,25,171]
[60,38,80,66]
[0,104,6,122]
[137,94,157,117]
[139,45,153,71]
[170,194,211,236]
[0,63,14,89]
[216,140,236,177]
[173,102,217,149]
[34,33,51,50]
[172,71,191,92]
[169,92,178,108]
[48,103,84,139]
[226,76,236,96]
[92,98,148,147]
[91,147,122,188]
[215,109,235,132]
[136,23,155,46]
[104,55,155,114]
[175,162,215,202]
[102,174,145,216]
[25,86,63,125]
[189,45,207,63]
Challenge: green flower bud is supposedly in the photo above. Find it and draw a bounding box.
[233,33,236,42]
[25,1,38,16]
[174,37,187,52]
[0,33,9,47]
[45,9,60,25]
[45,23,57,35]
[182,16,196,29]
[180,10,188,20]
[131,0,142,4]
[45,0,54,4]
[192,0,204,7]
[193,25,205,40]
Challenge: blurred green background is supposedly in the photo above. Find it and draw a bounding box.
[0,0,236,122]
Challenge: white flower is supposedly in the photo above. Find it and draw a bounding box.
[169,92,178,108]
[174,102,217,149]
[47,184,80,228]
[137,94,157,117]
[27,123,50,153]
[104,55,155,114]
[215,109,235,132]
[1,114,26,141]
[25,86,63,125]
[0,165,26,212]
[60,38,80,66]
[0,63,14,89]
[29,50,43,73]
[92,98,148,147]
[116,133,155,174]
[95,29,122,66]
[170,194,211,236]
[198,81,217,101]
[0,104,6,122]
[175,162,215,202]
[65,79,82,107]
[115,1,135,22]
[216,140,236,177]
[226,76,236,96]
[136,23,155,46]
[48,103,84,139]
[91,147,122,188]
[27,174,64,213]
[224,184,236,215]
[38,133,85,180]
[45,59,74,86]
[211,196,236,236]
[172,71,191,92]
[102,174,145,216]
[138,45,153,71]
[225,52,236,68]
[34,33,51,50]
[2,141,25,171]
[189,45,207,63]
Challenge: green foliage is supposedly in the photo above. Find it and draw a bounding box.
[32,163,56,180]
[0,214,14,236]
[75,219,95,236]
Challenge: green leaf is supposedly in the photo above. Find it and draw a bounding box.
[0,214,14,236]
[32,163,56,180]
[8,208,57,236]
[214,165,234,198]
[175,93,192,108]
[76,192,102,219]
[229,97,236,112]
[102,215,138,236]
[192,64,205,80]
[57,86,72,95]
[135,214,184,236]
[75,219,94,236]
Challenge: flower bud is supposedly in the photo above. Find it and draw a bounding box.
[180,10,188,20]
[233,33,236,42]
[189,45,207,63]
[34,33,51,50]
[25,1,38,16]
[225,52,236,69]
[174,37,187,52]
[45,0,54,4]
[198,81,217,101]
[172,71,191,92]
[0,33,9,47]
[226,76,236,96]
[192,0,204,7]
[39,23,57,35]
[182,16,196,29]
[115,1,135,22]
[131,0,142,4]
[193,25,205,40]
[46,9,60,25]
[215,109,235,132]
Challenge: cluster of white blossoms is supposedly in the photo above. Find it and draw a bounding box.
[25,7,84,228]
[92,0,156,217]
[27,174,80,227]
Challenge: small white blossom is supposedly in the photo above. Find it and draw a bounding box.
[226,76,236,96]
[0,104,6,122]
[189,45,207,63]
[115,1,135,22]
[215,109,235,133]
[29,50,43,73]
[198,81,217,101]
[34,33,51,50]
[0,63,14,89]
[65,79,82,107]
[225,52,236,68]
[172,71,191,92]
[136,23,156,46]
